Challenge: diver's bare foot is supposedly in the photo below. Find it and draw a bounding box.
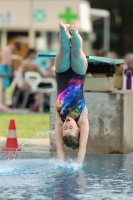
[68,25,78,35]
[59,22,71,39]
[68,25,82,50]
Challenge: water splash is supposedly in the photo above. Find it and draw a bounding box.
[10,130,55,159]
[0,166,21,175]
[57,160,82,171]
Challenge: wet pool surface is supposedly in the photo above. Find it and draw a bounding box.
[0,153,133,200]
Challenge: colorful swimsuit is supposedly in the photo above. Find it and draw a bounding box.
[56,67,86,122]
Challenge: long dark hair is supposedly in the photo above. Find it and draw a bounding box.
[63,133,80,150]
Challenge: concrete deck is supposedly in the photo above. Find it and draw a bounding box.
[0,137,133,155]
[0,137,49,153]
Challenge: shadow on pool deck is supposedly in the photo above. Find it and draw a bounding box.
[0,137,49,153]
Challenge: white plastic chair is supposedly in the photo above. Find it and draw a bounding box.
[25,71,56,91]
[24,71,57,109]
[25,71,42,92]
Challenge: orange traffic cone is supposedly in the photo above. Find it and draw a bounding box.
[3,119,22,151]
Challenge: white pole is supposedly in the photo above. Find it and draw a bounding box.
[28,0,35,48]
[1,30,7,50]
[29,29,35,48]
[103,16,110,52]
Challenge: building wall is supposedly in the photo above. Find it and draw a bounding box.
[0,0,92,52]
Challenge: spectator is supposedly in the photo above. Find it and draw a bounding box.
[44,59,55,78]
[94,49,107,57]
[124,53,133,74]
[12,49,45,108]
[12,48,55,110]
[17,48,55,90]
[17,49,46,90]
[106,51,118,59]
[0,41,21,104]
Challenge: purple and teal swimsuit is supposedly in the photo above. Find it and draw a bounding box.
[56,67,86,122]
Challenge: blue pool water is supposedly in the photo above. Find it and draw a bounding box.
[0,153,133,200]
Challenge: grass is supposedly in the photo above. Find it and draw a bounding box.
[0,113,50,138]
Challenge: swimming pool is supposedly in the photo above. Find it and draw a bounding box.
[0,152,133,200]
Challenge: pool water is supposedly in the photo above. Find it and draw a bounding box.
[0,153,133,200]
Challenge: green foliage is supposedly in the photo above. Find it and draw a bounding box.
[88,0,133,55]
[0,113,50,138]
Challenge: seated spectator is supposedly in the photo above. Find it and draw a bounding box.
[44,58,55,77]
[12,49,55,109]
[106,51,118,58]
[124,53,133,74]
[94,49,107,57]
[17,49,55,90]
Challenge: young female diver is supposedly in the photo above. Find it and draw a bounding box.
[55,22,89,164]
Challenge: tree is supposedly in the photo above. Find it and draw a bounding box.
[88,0,133,56]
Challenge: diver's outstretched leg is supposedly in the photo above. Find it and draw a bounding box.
[69,25,87,75]
[55,22,71,73]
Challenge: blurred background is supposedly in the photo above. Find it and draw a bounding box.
[0,0,133,111]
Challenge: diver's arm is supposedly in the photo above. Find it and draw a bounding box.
[55,111,65,162]
[76,108,89,164]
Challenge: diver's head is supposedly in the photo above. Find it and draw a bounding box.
[62,116,80,150]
